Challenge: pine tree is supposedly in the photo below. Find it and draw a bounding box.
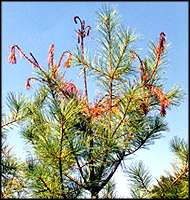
[2,6,183,198]
[126,136,188,198]
[1,93,30,198]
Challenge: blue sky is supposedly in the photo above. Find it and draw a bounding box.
[2,1,188,198]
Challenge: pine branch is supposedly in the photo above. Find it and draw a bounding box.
[2,92,29,129]
[89,136,95,185]
[170,136,188,162]
[48,80,87,190]
[58,121,65,197]
[127,161,152,197]
[1,116,18,128]
[99,151,125,190]
[111,96,132,136]
[101,180,117,198]
[63,172,87,190]
[63,130,87,184]
[172,165,188,185]
[75,157,86,183]
[37,176,52,193]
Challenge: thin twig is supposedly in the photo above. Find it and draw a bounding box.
[14,45,47,77]
[57,50,70,69]
[37,176,52,193]
[111,96,132,137]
